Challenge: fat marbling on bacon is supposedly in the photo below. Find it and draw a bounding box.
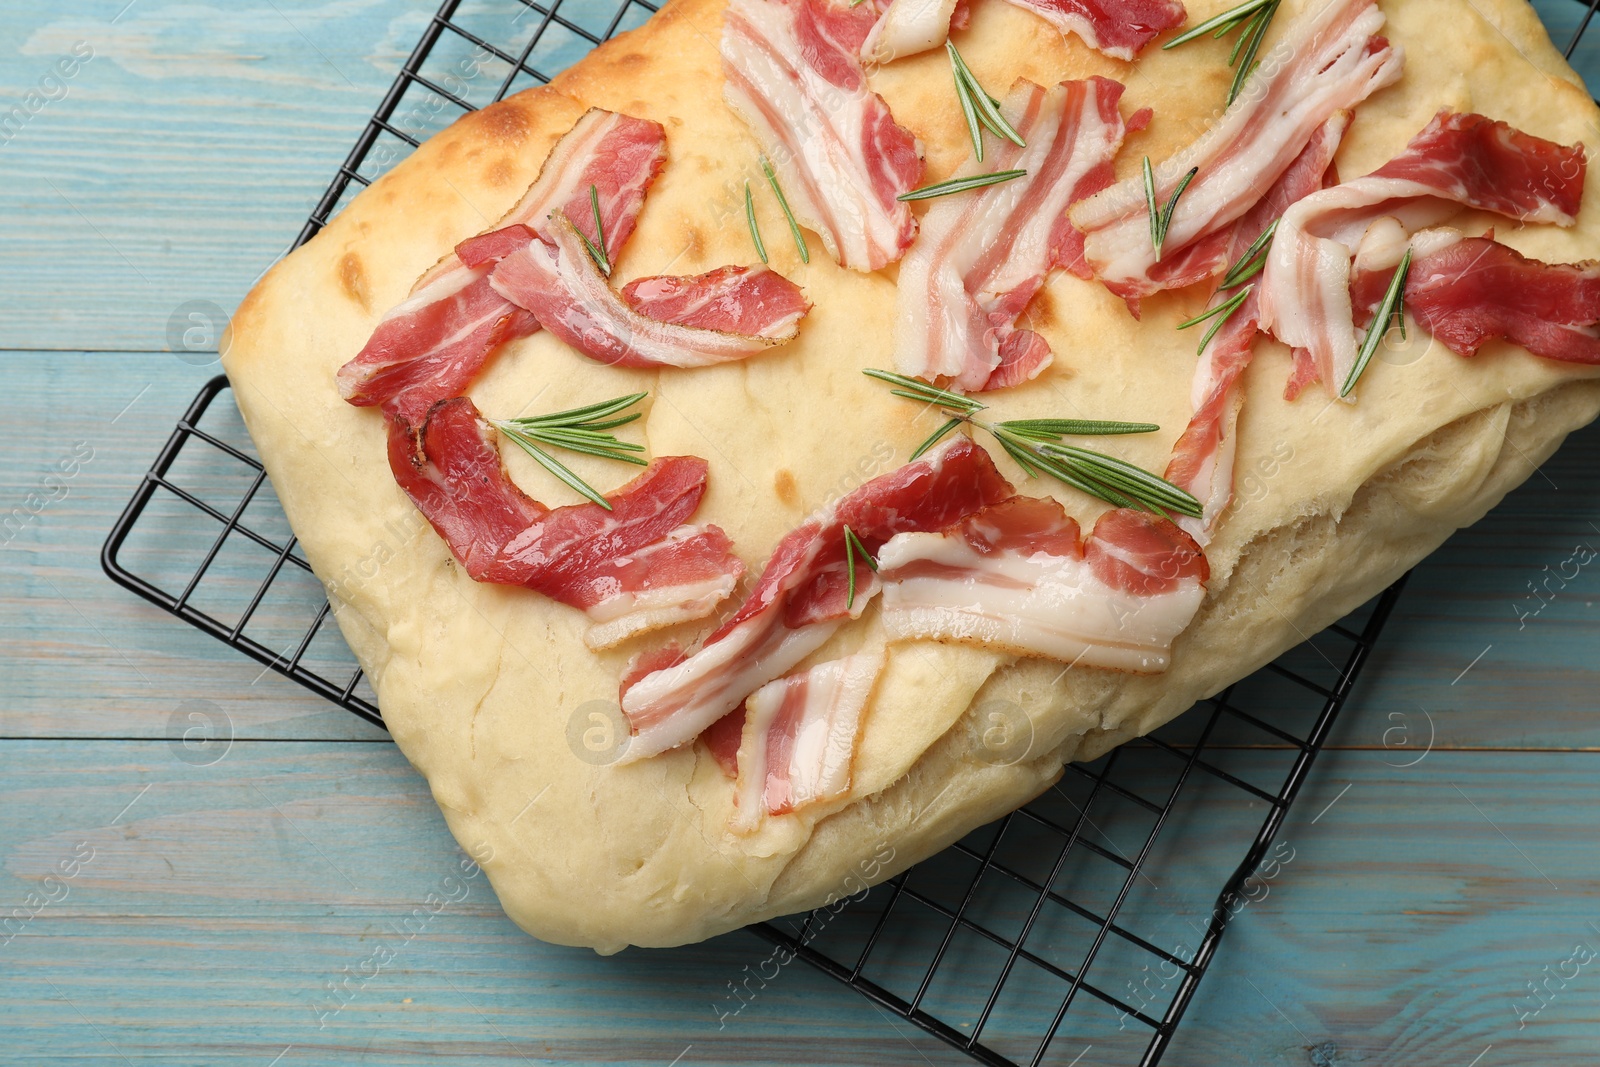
[1258,110,1588,399]
[893,77,1149,392]
[876,497,1208,673]
[997,0,1184,61]
[336,109,668,422]
[1162,112,1349,544]
[1347,231,1600,367]
[618,435,1015,763]
[731,651,886,830]
[722,0,923,271]
[1069,0,1402,308]
[487,214,810,368]
[387,397,744,650]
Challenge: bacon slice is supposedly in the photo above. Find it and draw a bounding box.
[722,0,922,271]
[1069,0,1401,307]
[618,435,1014,762]
[1259,110,1588,398]
[620,264,811,337]
[489,215,807,368]
[337,110,667,421]
[388,397,743,649]
[1348,233,1600,366]
[893,77,1141,392]
[862,0,960,62]
[996,0,1185,61]
[731,652,885,831]
[1163,112,1349,543]
[877,497,1207,672]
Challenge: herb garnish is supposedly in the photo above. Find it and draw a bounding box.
[947,42,1025,162]
[1163,0,1283,105]
[863,370,1199,517]
[898,169,1027,202]
[577,184,611,276]
[1144,159,1198,262]
[1341,247,1412,398]
[1176,284,1253,355]
[1219,218,1277,290]
[761,157,809,265]
[492,393,648,511]
[744,181,768,265]
[842,525,878,610]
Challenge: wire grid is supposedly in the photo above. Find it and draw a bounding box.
[106,0,1600,1059]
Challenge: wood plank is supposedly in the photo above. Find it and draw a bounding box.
[6,741,1600,1064]
[0,351,381,741]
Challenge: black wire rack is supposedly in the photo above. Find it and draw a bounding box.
[103,0,1595,1061]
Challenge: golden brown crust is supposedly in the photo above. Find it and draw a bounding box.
[224,0,1600,951]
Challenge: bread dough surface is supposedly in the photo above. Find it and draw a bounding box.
[223,0,1600,950]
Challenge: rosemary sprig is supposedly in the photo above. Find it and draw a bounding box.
[1219,219,1277,290]
[842,525,878,610]
[947,42,1025,163]
[1176,284,1254,355]
[1163,0,1282,105]
[898,169,1027,202]
[744,181,767,265]
[1341,247,1412,398]
[761,157,809,265]
[1144,159,1198,262]
[862,370,1197,516]
[576,184,611,276]
[491,392,648,511]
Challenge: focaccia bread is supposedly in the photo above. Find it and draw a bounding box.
[223,0,1600,951]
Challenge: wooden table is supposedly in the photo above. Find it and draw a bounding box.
[3,1,1598,1063]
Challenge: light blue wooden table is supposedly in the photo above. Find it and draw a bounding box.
[3,1,1599,1064]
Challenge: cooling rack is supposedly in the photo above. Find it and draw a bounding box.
[106,0,1596,1060]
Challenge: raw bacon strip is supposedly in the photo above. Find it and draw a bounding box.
[1163,112,1349,543]
[997,0,1185,61]
[877,497,1207,673]
[893,77,1141,392]
[620,265,811,337]
[618,435,1014,762]
[1260,110,1588,398]
[722,0,922,271]
[490,215,807,368]
[388,397,743,649]
[731,652,885,831]
[1069,0,1401,305]
[862,0,962,63]
[337,110,668,420]
[1349,234,1600,366]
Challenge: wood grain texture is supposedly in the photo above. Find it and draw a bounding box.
[2,0,1599,1063]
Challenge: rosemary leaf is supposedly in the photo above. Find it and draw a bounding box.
[510,392,648,427]
[910,417,964,460]
[576,184,611,276]
[947,42,1025,151]
[1038,442,1203,517]
[843,525,878,610]
[1162,0,1275,49]
[497,431,613,509]
[1227,1,1279,105]
[1220,219,1278,290]
[998,418,1161,438]
[744,181,768,265]
[1175,286,1251,331]
[1341,247,1412,398]
[898,169,1027,202]
[761,157,809,265]
[1145,160,1199,262]
[952,54,985,162]
[490,392,653,511]
[863,369,984,414]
